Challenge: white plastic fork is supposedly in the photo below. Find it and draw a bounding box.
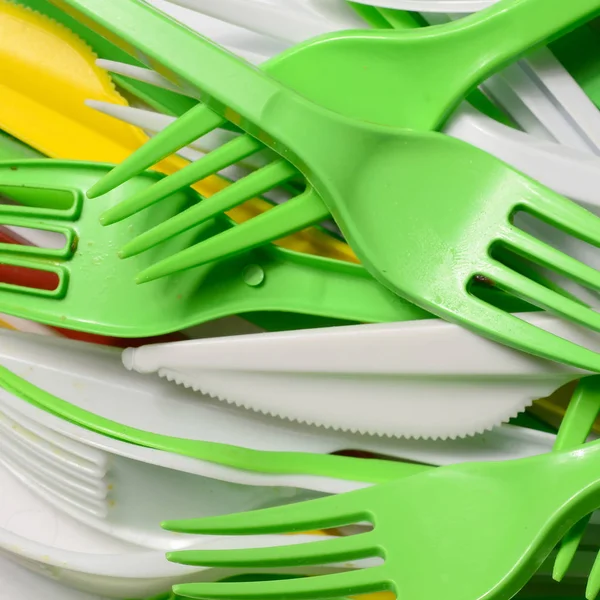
[91,59,600,207]
[0,457,360,599]
[0,391,310,550]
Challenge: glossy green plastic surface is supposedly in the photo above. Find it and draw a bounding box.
[140,575,351,600]
[550,378,600,593]
[0,160,443,336]
[0,362,429,484]
[163,380,600,600]
[0,130,43,161]
[0,159,538,336]
[52,0,600,371]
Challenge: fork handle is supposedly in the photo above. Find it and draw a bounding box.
[453,0,600,87]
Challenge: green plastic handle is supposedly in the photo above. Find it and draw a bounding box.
[0,364,431,484]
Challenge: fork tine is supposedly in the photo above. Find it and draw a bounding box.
[87,100,234,156]
[443,287,600,371]
[162,487,369,535]
[482,262,600,333]
[136,188,329,282]
[502,226,600,291]
[172,568,386,600]
[550,377,600,582]
[168,532,377,569]
[86,104,224,198]
[120,159,297,257]
[586,553,600,600]
[521,187,600,248]
[100,135,263,225]
[553,519,590,581]
[95,59,195,97]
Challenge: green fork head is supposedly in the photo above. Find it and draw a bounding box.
[162,385,600,600]
[0,160,434,337]
[0,159,299,337]
[48,0,600,373]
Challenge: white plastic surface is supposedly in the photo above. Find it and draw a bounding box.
[123,313,595,439]
[0,457,354,598]
[150,0,289,63]
[163,0,367,43]
[0,327,568,481]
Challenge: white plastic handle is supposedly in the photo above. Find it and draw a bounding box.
[525,47,600,154]
[163,0,367,43]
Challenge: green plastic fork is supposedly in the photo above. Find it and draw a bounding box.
[6,347,600,595]
[54,0,600,371]
[0,159,539,334]
[160,378,600,600]
[0,159,443,336]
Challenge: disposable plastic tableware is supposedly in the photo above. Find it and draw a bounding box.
[59,0,600,371]
[0,159,438,337]
[82,51,600,315]
[420,11,600,154]
[94,59,600,210]
[166,0,594,152]
[162,378,600,600]
[163,0,368,43]
[0,350,429,485]
[123,313,595,439]
[0,127,187,347]
[0,456,203,597]
[0,460,358,599]
[547,377,600,599]
[0,391,325,549]
[5,0,353,264]
[0,324,574,469]
[52,0,600,271]
[0,326,437,488]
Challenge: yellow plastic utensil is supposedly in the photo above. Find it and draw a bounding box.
[0,0,356,262]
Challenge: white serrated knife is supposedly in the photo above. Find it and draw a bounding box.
[122,312,594,440]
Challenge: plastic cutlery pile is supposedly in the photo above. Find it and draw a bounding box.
[3,0,600,599]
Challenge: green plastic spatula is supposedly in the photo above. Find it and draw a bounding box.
[53,0,600,371]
